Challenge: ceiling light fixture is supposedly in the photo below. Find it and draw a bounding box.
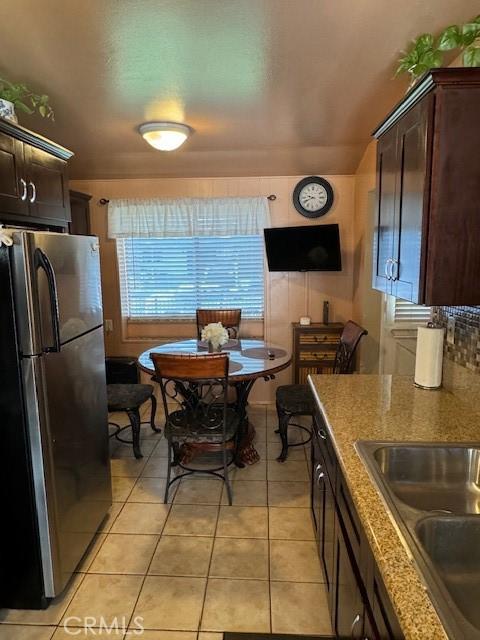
[138,121,193,151]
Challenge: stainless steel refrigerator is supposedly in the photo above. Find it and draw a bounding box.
[0,230,112,609]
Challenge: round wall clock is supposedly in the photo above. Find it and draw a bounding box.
[293,176,334,218]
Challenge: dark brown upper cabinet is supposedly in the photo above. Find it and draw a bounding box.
[372,68,480,305]
[0,118,73,227]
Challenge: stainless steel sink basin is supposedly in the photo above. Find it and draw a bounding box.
[416,516,480,633]
[373,445,480,513]
[356,441,480,639]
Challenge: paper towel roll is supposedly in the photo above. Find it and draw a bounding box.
[414,325,445,389]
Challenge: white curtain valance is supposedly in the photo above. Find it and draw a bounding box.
[107,196,271,239]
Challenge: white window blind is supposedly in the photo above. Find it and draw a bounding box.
[117,235,264,320]
[393,299,431,325]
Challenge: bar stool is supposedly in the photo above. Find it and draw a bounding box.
[107,383,160,459]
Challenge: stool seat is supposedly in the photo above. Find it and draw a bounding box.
[276,384,315,415]
[107,383,154,411]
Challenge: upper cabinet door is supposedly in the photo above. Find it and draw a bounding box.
[372,127,397,294]
[392,98,432,303]
[0,131,29,216]
[24,144,71,223]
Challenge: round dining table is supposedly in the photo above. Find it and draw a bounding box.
[137,338,291,464]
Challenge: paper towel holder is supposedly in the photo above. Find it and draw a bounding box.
[414,321,444,390]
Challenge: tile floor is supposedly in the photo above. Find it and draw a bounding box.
[0,404,332,639]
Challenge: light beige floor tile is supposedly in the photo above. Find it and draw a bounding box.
[163,505,218,536]
[252,426,267,443]
[0,625,55,639]
[62,574,143,626]
[231,460,266,481]
[53,628,124,639]
[216,506,268,539]
[209,538,268,579]
[128,477,168,503]
[252,442,266,458]
[141,457,169,477]
[111,440,157,458]
[127,633,196,640]
[268,481,310,508]
[150,439,169,458]
[270,540,323,582]
[149,536,213,576]
[220,480,267,506]
[269,507,315,540]
[0,574,83,625]
[98,502,124,532]
[266,441,306,461]
[174,478,223,505]
[271,581,332,635]
[76,533,106,572]
[267,459,309,482]
[109,412,130,427]
[110,458,146,478]
[111,476,136,502]
[198,633,223,640]
[111,503,170,535]
[134,576,206,630]
[89,533,158,574]
[201,578,270,632]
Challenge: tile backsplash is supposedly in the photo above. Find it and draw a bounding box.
[432,306,480,372]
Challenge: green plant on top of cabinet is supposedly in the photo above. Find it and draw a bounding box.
[372,67,480,305]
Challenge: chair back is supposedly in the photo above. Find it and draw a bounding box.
[150,352,230,436]
[333,320,368,374]
[196,308,242,340]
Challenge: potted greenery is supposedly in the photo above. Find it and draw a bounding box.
[0,76,54,123]
[397,15,480,87]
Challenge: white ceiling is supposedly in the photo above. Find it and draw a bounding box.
[0,0,477,179]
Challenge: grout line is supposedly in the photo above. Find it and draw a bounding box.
[197,496,221,632]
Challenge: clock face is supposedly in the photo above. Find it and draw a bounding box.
[293,176,334,218]
[299,183,328,212]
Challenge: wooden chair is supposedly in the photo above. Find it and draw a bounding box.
[150,352,239,504]
[196,308,242,340]
[275,320,368,462]
[107,384,159,459]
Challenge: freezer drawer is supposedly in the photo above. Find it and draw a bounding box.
[22,326,111,596]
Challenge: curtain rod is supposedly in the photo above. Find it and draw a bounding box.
[98,194,276,206]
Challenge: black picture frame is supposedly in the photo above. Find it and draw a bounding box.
[293,176,334,218]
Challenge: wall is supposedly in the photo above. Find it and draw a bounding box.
[352,141,383,372]
[70,175,356,402]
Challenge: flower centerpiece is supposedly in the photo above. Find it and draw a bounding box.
[201,322,229,352]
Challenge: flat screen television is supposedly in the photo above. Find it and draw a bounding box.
[264,224,342,272]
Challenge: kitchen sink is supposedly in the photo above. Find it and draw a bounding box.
[373,445,480,513]
[356,441,480,639]
[416,516,480,633]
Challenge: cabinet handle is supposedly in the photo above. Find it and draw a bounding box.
[19,178,27,201]
[318,428,327,440]
[314,463,323,474]
[350,612,362,637]
[390,258,398,281]
[317,471,325,485]
[384,258,392,280]
[28,181,36,203]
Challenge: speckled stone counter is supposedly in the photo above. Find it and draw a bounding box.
[308,374,480,640]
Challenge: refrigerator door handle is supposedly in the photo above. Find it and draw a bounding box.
[34,248,61,353]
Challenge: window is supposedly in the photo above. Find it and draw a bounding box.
[392,299,432,326]
[117,235,264,320]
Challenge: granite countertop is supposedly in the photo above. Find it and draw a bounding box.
[308,373,480,640]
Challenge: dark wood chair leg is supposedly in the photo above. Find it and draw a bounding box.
[149,394,161,433]
[164,439,173,503]
[223,444,233,505]
[126,408,143,459]
[276,403,290,463]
